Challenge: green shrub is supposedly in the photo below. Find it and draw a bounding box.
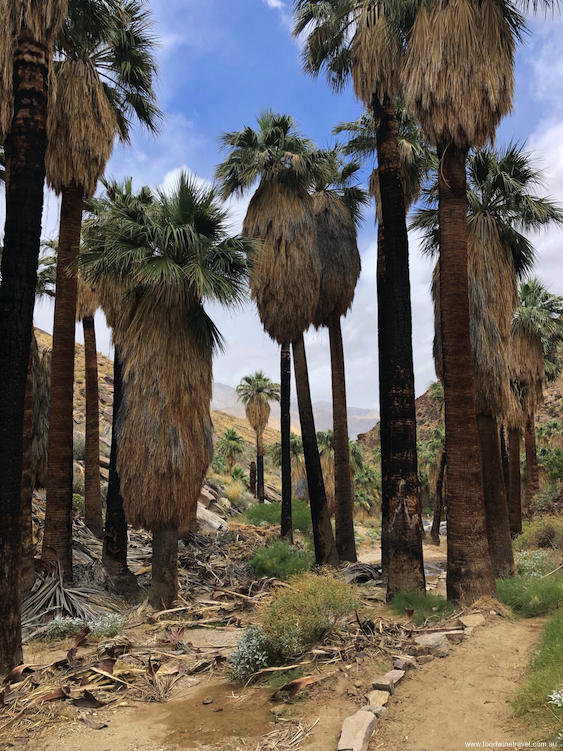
[230,624,272,681]
[73,432,86,461]
[250,540,314,579]
[259,572,359,658]
[211,455,227,475]
[513,515,563,551]
[390,591,456,626]
[531,484,561,514]
[514,550,559,577]
[231,466,248,486]
[242,499,312,534]
[46,614,124,640]
[72,493,85,515]
[496,574,563,618]
[73,470,85,496]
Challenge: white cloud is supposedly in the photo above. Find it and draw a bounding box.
[263,0,285,8]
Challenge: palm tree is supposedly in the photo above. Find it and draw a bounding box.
[0,0,66,673]
[398,0,528,602]
[215,111,339,566]
[42,0,160,581]
[413,144,562,578]
[236,371,280,505]
[511,279,563,521]
[310,156,368,562]
[270,432,306,487]
[295,2,426,595]
[216,428,245,476]
[81,173,254,608]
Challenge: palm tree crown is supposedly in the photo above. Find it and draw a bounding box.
[236,371,281,430]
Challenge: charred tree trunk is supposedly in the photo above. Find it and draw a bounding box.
[430,449,447,544]
[43,182,84,581]
[373,94,425,599]
[329,313,356,563]
[280,343,293,541]
[476,413,516,579]
[524,411,539,518]
[21,343,36,595]
[500,424,510,497]
[149,524,178,609]
[256,426,265,503]
[249,461,257,497]
[438,143,496,603]
[292,334,339,567]
[508,426,522,538]
[0,32,51,673]
[82,315,102,537]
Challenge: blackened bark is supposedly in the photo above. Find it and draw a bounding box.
[524,411,539,518]
[0,33,51,674]
[500,424,510,497]
[373,94,425,599]
[508,427,522,537]
[249,461,257,497]
[102,351,139,597]
[83,316,102,537]
[280,343,293,541]
[43,183,84,581]
[21,344,35,595]
[292,334,339,567]
[149,524,178,609]
[430,449,447,544]
[256,427,265,503]
[438,143,496,602]
[329,314,356,562]
[476,413,516,579]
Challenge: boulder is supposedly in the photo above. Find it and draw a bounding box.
[459,613,486,629]
[338,711,377,751]
[383,669,406,687]
[417,655,435,665]
[365,689,390,706]
[371,676,394,695]
[199,487,218,509]
[393,657,417,671]
[414,632,451,657]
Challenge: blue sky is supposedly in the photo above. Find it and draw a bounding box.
[27,1,563,411]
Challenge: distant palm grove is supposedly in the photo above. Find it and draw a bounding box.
[0,0,562,675]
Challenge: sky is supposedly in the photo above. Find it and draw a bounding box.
[23,1,563,411]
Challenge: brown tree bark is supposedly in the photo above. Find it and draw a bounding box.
[0,32,51,673]
[438,143,496,603]
[249,461,257,497]
[373,94,425,599]
[43,182,84,581]
[292,334,339,567]
[524,411,539,518]
[508,427,522,538]
[21,343,36,595]
[280,343,293,541]
[149,524,178,609]
[329,313,356,563]
[476,413,516,579]
[430,449,447,544]
[82,315,103,537]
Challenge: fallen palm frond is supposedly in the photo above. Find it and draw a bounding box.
[255,718,320,751]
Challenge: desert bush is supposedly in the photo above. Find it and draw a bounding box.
[242,499,312,534]
[224,480,245,503]
[73,432,86,461]
[72,493,85,515]
[211,455,227,475]
[259,571,359,658]
[390,591,456,625]
[514,550,559,577]
[231,466,248,487]
[250,540,314,579]
[513,515,563,551]
[230,624,272,681]
[46,614,124,640]
[530,484,561,514]
[72,470,85,496]
[496,574,563,617]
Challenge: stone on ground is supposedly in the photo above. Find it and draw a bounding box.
[338,710,377,751]
[414,632,451,657]
[459,613,486,629]
[366,689,390,706]
[371,676,394,694]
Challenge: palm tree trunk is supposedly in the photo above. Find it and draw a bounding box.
[373,94,425,598]
[256,427,265,503]
[438,143,496,602]
[328,313,356,563]
[500,424,510,496]
[102,350,139,597]
[430,449,447,544]
[83,315,103,537]
[21,344,36,595]
[280,343,293,541]
[476,413,516,579]
[508,427,523,537]
[292,334,339,567]
[524,411,539,517]
[149,524,178,609]
[43,182,84,581]
[250,461,257,497]
[0,31,52,673]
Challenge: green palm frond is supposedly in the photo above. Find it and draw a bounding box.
[236,370,281,405]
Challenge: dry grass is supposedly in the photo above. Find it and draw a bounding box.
[351,6,401,106]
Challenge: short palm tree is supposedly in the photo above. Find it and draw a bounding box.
[216,111,339,566]
[0,0,66,674]
[413,144,563,578]
[236,372,280,503]
[270,432,305,486]
[81,173,254,608]
[216,428,245,477]
[43,0,160,581]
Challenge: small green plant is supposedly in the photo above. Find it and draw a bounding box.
[513,515,563,551]
[496,574,563,617]
[73,432,86,461]
[230,624,272,681]
[72,493,85,515]
[211,455,227,475]
[45,614,125,641]
[231,466,248,487]
[390,591,456,626]
[514,550,559,577]
[242,499,313,534]
[250,540,314,579]
[268,667,304,691]
[531,484,561,514]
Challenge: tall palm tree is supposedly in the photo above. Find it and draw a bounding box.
[399,0,528,602]
[215,111,339,566]
[0,0,66,674]
[43,0,160,581]
[295,2,426,596]
[413,144,562,578]
[216,428,245,476]
[310,155,368,562]
[511,279,563,520]
[81,173,254,608]
[236,372,280,505]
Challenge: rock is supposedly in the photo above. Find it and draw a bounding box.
[459,613,486,628]
[179,503,228,537]
[365,690,390,706]
[360,705,389,719]
[371,677,394,695]
[464,626,475,637]
[407,644,430,657]
[99,467,109,481]
[383,669,406,688]
[393,657,417,671]
[444,630,465,645]
[417,655,435,665]
[202,696,213,705]
[338,711,377,751]
[354,681,363,689]
[414,633,451,657]
[199,487,217,509]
